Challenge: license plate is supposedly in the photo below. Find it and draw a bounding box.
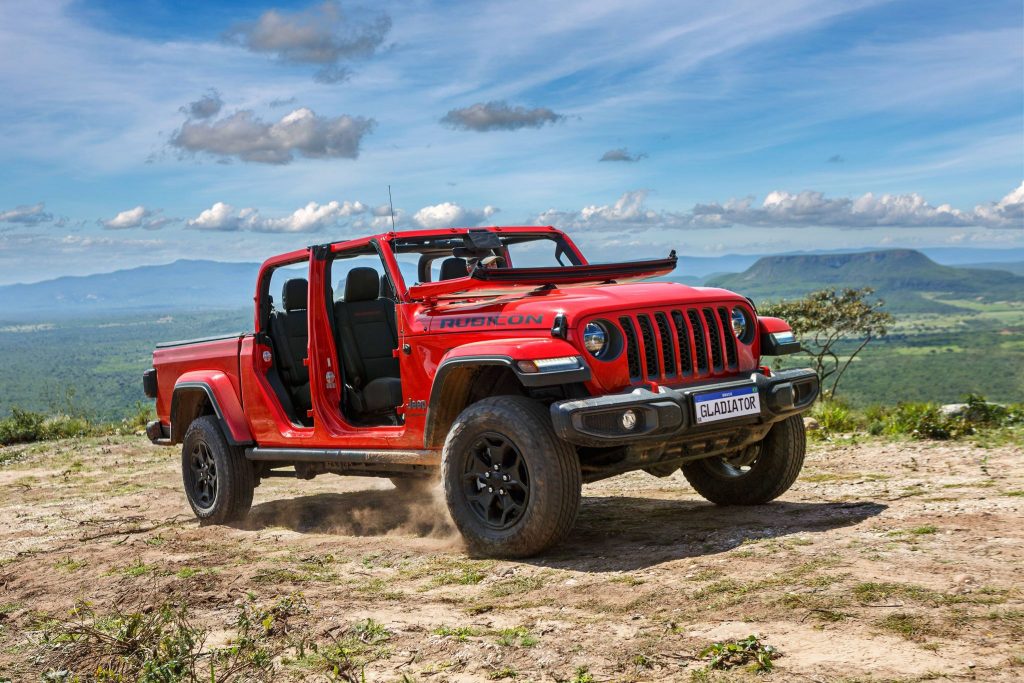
[693,385,761,424]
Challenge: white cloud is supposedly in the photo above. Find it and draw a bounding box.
[226,0,391,83]
[101,205,167,230]
[255,200,367,233]
[187,199,368,233]
[539,184,1024,232]
[412,202,498,228]
[973,180,1024,226]
[171,106,376,164]
[0,202,52,224]
[187,202,248,231]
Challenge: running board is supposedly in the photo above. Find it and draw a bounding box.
[245,447,439,467]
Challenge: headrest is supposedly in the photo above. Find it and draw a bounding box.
[379,274,396,301]
[281,278,308,311]
[439,257,468,281]
[345,267,380,302]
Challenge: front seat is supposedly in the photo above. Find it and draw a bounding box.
[333,267,402,414]
[268,278,311,417]
[439,257,468,280]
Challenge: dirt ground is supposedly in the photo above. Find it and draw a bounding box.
[0,432,1021,682]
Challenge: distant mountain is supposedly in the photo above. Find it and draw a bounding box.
[670,247,1024,280]
[960,261,1024,276]
[0,260,260,320]
[706,249,1024,312]
[3,248,1023,321]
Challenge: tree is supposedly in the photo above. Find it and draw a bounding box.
[760,287,893,399]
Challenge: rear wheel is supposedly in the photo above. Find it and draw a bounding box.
[680,414,806,505]
[442,396,581,558]
[181,416,255,524]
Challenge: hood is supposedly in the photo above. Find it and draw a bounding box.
[420,281,748,332]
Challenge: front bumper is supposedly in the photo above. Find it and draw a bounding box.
[550,368,818,446]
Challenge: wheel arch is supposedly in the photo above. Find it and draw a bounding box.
[170,372,254,446]
[423,338,591,449]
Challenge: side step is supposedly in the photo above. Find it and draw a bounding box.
[245,447,439,467]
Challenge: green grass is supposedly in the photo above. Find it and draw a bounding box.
[496,626,538,647]
[487,575,545,597]
[54,557,87,573]
[877,612,937,640]
[432,625,481,642]
[697,634,780,673]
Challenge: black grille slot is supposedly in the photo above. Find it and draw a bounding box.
[654,312,676,376]
[671,310,692,374]
[703,308,723,370]
[619,316,641,379]
[718,307,738,368]
[636,314,660,379]
[687,309,708,373]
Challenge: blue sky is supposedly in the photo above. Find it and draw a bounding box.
[0,0,1021,284]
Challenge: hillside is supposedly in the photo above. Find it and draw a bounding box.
[706,249,1024,312]
[0,260,260,319]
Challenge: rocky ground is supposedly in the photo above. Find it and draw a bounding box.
[0,432,1021,682]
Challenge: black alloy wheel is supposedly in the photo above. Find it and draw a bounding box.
[189,441,218,511]
[462,433,530,530]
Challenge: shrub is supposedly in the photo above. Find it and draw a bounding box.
[698,634,780,673]
[0,408,98,445]
[811,399,859,434]
[882,402,968,440]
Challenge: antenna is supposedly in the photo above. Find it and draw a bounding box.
[387,185,396,231]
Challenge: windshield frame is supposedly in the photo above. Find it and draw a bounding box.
[381,227,587,298]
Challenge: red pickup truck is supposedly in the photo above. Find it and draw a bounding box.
[144,226,817,557]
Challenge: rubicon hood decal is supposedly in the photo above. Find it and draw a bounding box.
[437,314,545,329]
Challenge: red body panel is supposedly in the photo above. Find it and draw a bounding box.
[151,227,778,451]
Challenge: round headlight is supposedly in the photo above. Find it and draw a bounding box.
[583,321,608,357]
[731,308,749,341]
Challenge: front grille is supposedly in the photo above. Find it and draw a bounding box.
[687,310,708,373]
[718,307,738,368]
[703,308,723,371]
[619,316,641,379]
[616,306,740,385]
[637,314,659,379]
[670,311,692,375]
[654,313,676,376]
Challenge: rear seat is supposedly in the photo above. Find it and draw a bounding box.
[268,278,311,417]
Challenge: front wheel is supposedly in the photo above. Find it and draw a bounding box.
[680,414,806,505]
[442,396,581,558]
[181,416,255,524]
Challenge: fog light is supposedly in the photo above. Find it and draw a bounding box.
[621,409,637,431]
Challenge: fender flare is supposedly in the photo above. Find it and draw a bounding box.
[423,338,590,448]
[170,371,254,446]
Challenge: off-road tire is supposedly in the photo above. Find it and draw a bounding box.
[442,396,582,558]
[680,414,806,505]
[181,416,255,524]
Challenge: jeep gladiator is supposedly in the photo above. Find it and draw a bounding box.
[144,226,818,557]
